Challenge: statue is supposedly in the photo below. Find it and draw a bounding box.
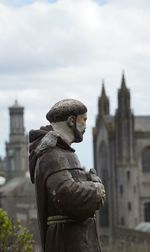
[29,99,106,252]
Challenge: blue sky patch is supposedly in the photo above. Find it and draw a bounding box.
[2,0,57,7]
[96,0,108,5]
[48,0,57,3]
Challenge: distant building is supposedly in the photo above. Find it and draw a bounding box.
[5,100,28,179]
[0,100,39,250]
[0,100,28,179]
[93,74,150,239]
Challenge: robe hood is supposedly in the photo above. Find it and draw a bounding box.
[29,125,74,184]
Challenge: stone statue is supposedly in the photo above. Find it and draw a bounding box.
[29,99,106,252]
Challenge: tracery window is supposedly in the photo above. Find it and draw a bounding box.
[144,202,150,222]
[99,142,109,227]
[128,202,132,211]
[120,185,123,195]
[127,171,130,181]
[142,147,150,172]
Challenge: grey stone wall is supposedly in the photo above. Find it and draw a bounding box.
[114,226,150,244]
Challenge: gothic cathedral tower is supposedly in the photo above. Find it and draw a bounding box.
[115,73,135,164]
[115,74,139,228]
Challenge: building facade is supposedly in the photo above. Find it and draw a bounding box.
[93,74,150,239]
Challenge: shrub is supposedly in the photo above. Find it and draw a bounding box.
[0,208,34,252]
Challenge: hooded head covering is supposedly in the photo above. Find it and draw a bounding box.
[29,125,74,184]
[29,125,53,183]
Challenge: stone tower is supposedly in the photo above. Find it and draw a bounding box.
[5,100,28,179]
[98,82,110,116]
[115,74,139,228]
[115,74,135,164]
[93,81,112,237]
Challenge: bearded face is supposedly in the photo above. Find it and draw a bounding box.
[73,113,87,143]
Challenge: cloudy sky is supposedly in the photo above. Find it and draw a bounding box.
[0,0,150,168]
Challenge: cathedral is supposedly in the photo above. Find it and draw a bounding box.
[93,74,150,239]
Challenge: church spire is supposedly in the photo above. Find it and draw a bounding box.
[13,99,19,107]
[115,73,135,164]
[118,72,130,113]
[98,80,109,116]
[101,80,106,97]
[120,71,127,92]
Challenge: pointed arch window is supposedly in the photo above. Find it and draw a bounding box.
[99,142,108,186]
[99,142,109,227]
[144,202,150,222]
[142,147,150,172]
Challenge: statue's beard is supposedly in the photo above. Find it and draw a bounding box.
[73,123,84,143]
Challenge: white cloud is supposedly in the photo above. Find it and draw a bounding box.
[0,0,150,167]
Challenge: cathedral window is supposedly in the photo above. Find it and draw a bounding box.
[99,142,109,227]
[128,202,132,211]
[127,171,130,181]
[144,202,150,222]
[142,147,150,172]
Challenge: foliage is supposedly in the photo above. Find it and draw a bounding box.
[0,208,34,252]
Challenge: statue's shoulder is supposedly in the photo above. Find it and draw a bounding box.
[38,145,64,162]
[35,131,58,155]
[39,144,74,163]
[35,130,74,155]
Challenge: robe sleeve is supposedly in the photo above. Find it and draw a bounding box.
[46,169,98,220]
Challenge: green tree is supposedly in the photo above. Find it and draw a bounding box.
[0,208,34,252]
